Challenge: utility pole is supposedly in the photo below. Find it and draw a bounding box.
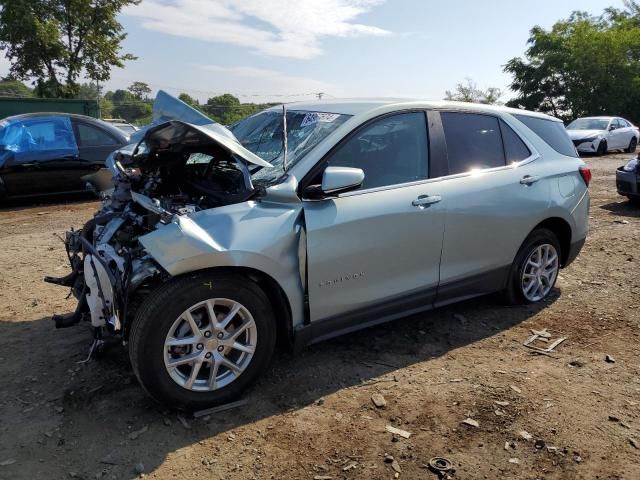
[316,92,324,100]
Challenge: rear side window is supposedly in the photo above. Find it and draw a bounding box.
[500,120,531,162]
[441,112,505,174]
[76,123,119,147]
[514,115,578,157]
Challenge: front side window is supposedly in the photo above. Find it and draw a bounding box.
[441,112,505,174]
[325,112,428,190]
[76,123,119,147]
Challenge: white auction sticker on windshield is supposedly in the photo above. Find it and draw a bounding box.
[300,112,340,127]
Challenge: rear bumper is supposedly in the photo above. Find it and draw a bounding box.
[616,168,640,197]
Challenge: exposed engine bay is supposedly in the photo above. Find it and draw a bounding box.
[45,120,271,351]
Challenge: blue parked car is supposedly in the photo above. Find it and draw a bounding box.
[0,113,128,201]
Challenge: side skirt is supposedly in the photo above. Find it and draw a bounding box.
[292,265,510,351]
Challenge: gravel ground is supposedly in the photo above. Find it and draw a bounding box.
[0,153,639,480]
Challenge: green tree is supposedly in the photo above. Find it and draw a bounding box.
[0,79,34,97]
[178,92,199,108]
[0,0,140,98]
[504,1,640,120]
[128,81,151,100]
[445,78,503,104]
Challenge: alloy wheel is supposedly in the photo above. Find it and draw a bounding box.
[520,244,559,302]
[163,298,257,392]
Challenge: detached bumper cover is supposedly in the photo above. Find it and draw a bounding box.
[572,139,599,153]
[616,167,640,197]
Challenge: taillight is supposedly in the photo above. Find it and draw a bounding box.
[579,165,592,186]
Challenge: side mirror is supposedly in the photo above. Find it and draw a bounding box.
[321,166,365,195]
[609,125,616,131]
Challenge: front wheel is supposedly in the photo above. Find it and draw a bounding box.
[596,140,607,156]
[503,229,561,305]
[129,272,276,410]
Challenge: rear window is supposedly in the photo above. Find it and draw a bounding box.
[514,115,578,158]
[500,120,531,162]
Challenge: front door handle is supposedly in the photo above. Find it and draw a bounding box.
[520,175,541,185]
[412,194,442,207]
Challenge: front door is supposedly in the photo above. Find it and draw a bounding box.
[303,111,445,323]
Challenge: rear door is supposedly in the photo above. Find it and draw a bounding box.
[431,111,550,306]
[303,111,446,325]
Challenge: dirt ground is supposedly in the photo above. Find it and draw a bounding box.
[1,153,639,480]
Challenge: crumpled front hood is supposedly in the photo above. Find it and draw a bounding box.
[142,120,273,168]
[567,129,605,140]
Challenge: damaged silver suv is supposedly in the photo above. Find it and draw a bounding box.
[47,93,590,409]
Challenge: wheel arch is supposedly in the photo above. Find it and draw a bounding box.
[530,217,572,267]
[176,266,294,350]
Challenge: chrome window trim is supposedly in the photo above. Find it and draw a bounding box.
[335,110,541,199]
[336,152,540,198]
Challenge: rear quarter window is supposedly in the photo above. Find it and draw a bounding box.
[514,114,577,158]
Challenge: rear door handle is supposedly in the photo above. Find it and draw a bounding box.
[520,175,541,185]
[412,194,442,207]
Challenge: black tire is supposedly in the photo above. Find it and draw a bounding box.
[129,271,276,410]
[503,228,561,305]
[596,140,607,156]
[626,137,638,154]
[628,195,640,206]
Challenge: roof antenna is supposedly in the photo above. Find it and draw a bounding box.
[282,103,288,173]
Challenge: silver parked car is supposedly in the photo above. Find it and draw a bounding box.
[566,116,639,155]
[47,98,590,409]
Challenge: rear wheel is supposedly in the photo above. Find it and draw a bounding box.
[596,140,607,156]
[503,229,561,305]
[129,272,276,410]
[626,137,637,153]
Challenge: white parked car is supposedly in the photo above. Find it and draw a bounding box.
[566,116,639,156]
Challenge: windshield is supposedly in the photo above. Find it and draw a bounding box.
[567,118,610,130]
[230,109,351,186]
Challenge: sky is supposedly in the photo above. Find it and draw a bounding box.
[0,0,629,103]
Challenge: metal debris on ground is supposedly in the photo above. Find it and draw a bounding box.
[385,425,412,438]
[176,414,191,429]
[193,398,249,418]
[462,418,479,428]
[127,425,148,440]
[519,430,533,441]
[371,393,387,408]
[427,457,453,476]
[523,328,567,355]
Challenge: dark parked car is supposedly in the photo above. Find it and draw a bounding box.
[0,113,129,200]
